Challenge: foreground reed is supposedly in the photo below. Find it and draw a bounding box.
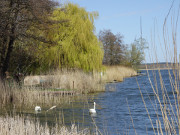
[0,115,89,135]
[137,66,179,134]
[137,2,180,134]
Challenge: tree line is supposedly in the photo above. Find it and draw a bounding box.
[99,29,147,67]
[0,0,147,80]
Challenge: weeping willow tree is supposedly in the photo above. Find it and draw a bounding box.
[38,3,104,72]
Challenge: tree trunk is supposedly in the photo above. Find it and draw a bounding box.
[3,37,14,74]
[0,38,7,79]
[0,36,14,80]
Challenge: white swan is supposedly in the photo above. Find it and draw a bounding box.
[89,102,96,114]
[35,106,41,111]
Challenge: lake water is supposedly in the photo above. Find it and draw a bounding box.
[9,70,179,134]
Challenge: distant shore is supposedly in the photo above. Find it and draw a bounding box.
[138,62,178,70]
[138,68,176,71]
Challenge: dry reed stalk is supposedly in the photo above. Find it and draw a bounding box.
[126,99,137,135]
[141,65,179,134]
[0,115,90,135]
[135,1,180,134]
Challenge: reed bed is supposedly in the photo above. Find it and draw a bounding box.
[50,67,137,92]
[102,66,137,82]
[23,66,137,94]
[0,66,136,110]
[0,81,89,111]
[51,70,104,93]
[0,115,89,135]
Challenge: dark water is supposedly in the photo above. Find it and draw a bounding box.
[6,70,179,134]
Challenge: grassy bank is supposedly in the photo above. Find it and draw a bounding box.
[24,66,137,92]
[102,66,137,82]
[51,66,137,86]
[51,69,104,93]
[51,66,137,91]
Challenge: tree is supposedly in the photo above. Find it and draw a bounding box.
[99,29,125,65]
[0,0,58,79]
[37,3,104,72]
[126,37,148,67]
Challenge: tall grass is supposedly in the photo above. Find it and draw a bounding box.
[0,80,99,135]
[0,80,88,111]
[0,81,15,108]
[102,66,137,82]
[40,67,137,93]
[51,69,104,93]
[0,115,89,135]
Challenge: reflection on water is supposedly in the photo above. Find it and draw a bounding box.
[0,69,178,134]
[90,113,97,117]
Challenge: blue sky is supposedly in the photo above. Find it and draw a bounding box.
[57,0,180,63]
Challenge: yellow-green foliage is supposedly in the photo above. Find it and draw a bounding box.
[40,3,103,72]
